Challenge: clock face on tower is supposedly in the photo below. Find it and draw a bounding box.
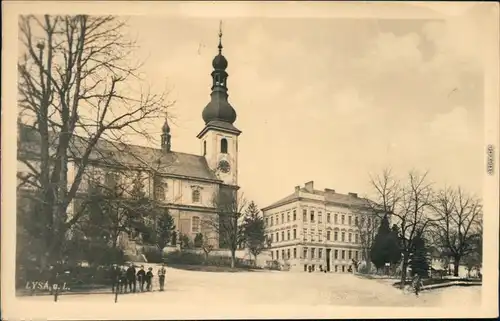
[218,160,231,173]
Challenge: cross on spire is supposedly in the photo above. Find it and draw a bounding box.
[218,20,223,54]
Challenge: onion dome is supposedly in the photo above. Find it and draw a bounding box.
[202,94,237,124]
[201,22,237,125]
[212,53,228,70]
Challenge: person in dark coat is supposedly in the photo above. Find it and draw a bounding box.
[111,264,120,293]
[145,267,153,291]
[136,265,146,292]
[157,263,166,291]
[119,266,128,293]
[126,264,137,293]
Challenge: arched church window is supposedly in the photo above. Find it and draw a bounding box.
[104,172,119,189]
[221,138,228,154]
[192,190,201,203]
[203,141,207,156]
[192,216,201,233]
[155,186,165,201]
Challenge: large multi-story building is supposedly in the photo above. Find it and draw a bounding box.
[17,32,241,251]
[262,181,380,272]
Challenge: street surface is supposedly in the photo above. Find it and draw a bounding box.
[19,266,481,307]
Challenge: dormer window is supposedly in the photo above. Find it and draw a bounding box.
[221,138,228,154]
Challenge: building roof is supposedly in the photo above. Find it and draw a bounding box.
[262,187,371,211]
[17,123,220,182]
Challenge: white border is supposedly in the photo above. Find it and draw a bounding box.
[2,1,499,319]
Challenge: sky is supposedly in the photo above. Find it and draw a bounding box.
[117,13,486,208]
[14,5,488,208]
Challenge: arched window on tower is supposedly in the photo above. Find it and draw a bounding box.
[203,141,207,156]
[221,138,228,154]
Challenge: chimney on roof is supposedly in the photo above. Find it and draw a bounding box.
[348,192,358,198]
[295,186,300,192]
[325,188,336,194]
[304,181,314,193]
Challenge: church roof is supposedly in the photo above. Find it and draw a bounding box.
[262,188,371,211]
[18,123,220,182]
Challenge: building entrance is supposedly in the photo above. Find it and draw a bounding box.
[326,249,331,272]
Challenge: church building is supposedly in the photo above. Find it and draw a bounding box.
[17,29,241,252]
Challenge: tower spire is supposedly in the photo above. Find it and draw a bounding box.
[161,112,171,152]
[218,20,223,54]
[200,22,236,126]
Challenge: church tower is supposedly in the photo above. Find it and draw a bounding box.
[197,23,241,187]
[161,115,171,152]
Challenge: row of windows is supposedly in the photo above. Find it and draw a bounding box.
[304,229,359,243]
[154,186,201,203]
[132,214,202,234]
[271,247,361,261]
[266,209,378,227]
[269,229,297,242]
[269,228,360,244]
[101,172,204,204]
[203,138,229,156]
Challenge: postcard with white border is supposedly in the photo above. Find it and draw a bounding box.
[2,1,499,320]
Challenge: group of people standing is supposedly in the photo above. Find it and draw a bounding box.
[111,263,167,294]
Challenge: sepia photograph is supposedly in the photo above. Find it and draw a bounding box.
[2,1,499,319]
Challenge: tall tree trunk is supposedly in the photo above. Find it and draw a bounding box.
[453,255,461,277]
[400,252,408,289]
[231,250,236,269]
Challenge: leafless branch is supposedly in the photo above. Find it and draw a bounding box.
[17,14,174,266]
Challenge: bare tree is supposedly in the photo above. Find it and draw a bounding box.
[204,190,247,269]
[369,169,435,288]
[17,14,173,268]
[352,206,378,271]
[431,187,482,276]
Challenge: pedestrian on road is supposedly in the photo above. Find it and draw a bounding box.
[137,265,146,292]
[412,274,423,297]
[111,264,120,294]
[158,263,166,291]
[126,264,137,293]
[146,267,153,291]
[119,266,128,293]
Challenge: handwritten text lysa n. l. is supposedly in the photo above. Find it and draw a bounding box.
[25,281,71,291]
